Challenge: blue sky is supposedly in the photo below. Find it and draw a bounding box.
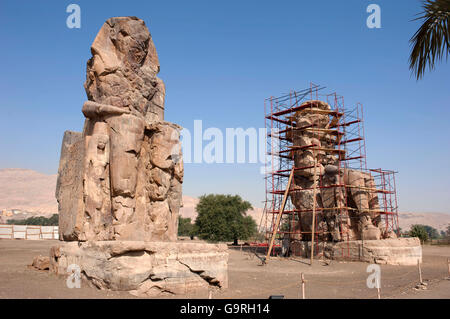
[0,0,449,212]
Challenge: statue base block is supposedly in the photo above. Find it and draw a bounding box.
[290,238,422,265]
[49,241,228,297]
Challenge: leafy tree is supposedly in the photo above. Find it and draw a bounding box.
[7,214,59,226]
[446,224,450,238]
[178,216,196,238]
[422,225,440,239]
[409,0,450,79]
[194,194,256,245]
[47,214,59,225]
[409,224,429,243]
[241,215,258,242]
[408,224,440,239]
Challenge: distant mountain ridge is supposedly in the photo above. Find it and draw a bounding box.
[397,211,450,233]
[0,168,448,231]
[0,168,58,216]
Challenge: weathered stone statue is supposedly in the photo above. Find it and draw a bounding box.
[50,17,227,296]
[56,17,183,242]
[288,100,395,243]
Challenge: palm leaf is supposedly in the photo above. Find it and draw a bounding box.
[409,0,450,79]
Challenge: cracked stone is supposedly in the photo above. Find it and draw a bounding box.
[50,241,228,297]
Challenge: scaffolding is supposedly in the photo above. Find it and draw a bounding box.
[262,83,400,260]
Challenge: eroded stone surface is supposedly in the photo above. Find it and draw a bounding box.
[32,255,50,270]
[329,238,423,265]
[288,100,392,242]
[56,131,85,241]
[290,238,422,266]
[52,16,227,297]
[50,241,228,296]
[56,17,183,241]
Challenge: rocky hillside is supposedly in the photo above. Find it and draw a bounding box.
[398,211,450,233]
[0,168,448,232]
[0,168,57,216]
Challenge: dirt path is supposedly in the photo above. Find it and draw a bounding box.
[0,240,134,299]
[0,240,449,299]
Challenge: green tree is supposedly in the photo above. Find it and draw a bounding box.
[240,215,258,242]
[409,0,450,79]
[422,225,440,239]
[409,224,429,243]
[7,214,59,226]
[194,194,256,245]
[47,214,59,226]
[178,216,196,238]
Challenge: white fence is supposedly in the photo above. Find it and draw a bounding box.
[0,225,59,240]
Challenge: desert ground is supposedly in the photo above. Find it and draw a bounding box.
[0,239,449,299]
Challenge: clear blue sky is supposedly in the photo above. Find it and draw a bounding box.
[0,0,449,212]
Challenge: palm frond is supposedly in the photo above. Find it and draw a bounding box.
[409,0,450,79]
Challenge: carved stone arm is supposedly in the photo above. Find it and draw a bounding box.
[82,101,130,119]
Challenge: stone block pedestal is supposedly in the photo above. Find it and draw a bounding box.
[50,241,228,297]
[290,238,422,265]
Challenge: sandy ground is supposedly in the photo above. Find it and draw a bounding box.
[0,240,449,299]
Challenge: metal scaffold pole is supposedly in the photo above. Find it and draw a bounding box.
[265,167,295,263]
[310,158,319,266]
[262,83,399,263]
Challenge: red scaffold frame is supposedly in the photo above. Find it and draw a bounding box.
[262,83,400,260]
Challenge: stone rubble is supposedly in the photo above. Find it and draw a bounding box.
[31,255,50,270]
